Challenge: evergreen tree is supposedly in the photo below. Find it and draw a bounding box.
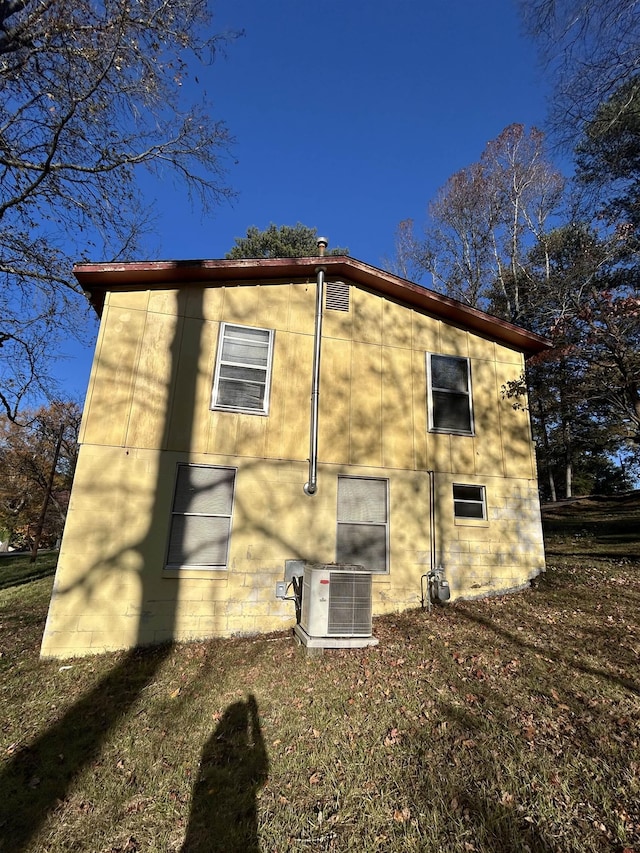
[226,224,348,259]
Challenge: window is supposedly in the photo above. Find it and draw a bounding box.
[427,353,474,434]
[166,464,235,570]
[336,476,388,573]
[211,323,274,414]
[453,484,486,520]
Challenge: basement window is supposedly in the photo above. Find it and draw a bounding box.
[211,323,274,414]
[453,484,486,520]
[166,464,236,571]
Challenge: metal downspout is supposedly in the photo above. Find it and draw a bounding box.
[428,469,436,573]
[421,470,437,609]
[304,237,328,496]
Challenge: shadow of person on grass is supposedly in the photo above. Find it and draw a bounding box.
[181,694,269,853]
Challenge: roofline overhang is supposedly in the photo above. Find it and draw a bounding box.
[74,255,551,356]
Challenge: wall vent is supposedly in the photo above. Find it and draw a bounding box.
[325,281,350,312]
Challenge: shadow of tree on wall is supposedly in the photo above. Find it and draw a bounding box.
[181,694,268,853]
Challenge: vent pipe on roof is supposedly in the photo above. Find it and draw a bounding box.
[304,238,328,496]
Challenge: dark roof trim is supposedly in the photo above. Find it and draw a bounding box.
[74,255,551,356]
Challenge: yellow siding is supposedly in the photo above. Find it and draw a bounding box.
[168,316,216,453]
[382,346,414,469]
[349,341,383,467]
[411,310,440,352]
[439,323,469,358]
[352,287,383,344]
[197,284,225,321]
[126,309,182,450]
[472,358,505,477]
[321,337,352,464]
[383,297,413,349]
[81,298,147,447]
[42,277,546,658]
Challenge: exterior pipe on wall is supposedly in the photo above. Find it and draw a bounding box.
[421,470,437,609]
[304,237,328,496]
[428,469,436,573]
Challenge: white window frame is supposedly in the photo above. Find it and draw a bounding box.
[211,322,275,415]
[427,353,474,435]
[165,464,236,571]
[336,475,389,574]
[453,484,486,520]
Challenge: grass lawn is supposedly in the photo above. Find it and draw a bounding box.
[0,499,639,853]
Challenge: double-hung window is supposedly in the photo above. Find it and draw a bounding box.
[212,323,274,414]
[427,353,474,434]
[453,484,486,520]
[336,476,389,573]
[166,464,236,570]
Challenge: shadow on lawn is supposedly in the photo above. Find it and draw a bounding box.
[181,694,269,853]
[0,644,172,852]
[453,602,640,696]
[0,558,57,591]
[447,788,557,852]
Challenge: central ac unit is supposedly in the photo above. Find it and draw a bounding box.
[294,565,378,649]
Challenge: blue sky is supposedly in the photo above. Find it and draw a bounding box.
[61,0,551,399]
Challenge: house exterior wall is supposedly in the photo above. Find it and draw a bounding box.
[41,278,545,658]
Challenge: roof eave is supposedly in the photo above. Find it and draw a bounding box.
[74,256,551,356]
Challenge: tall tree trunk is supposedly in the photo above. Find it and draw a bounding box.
[30,424,64,563]
[563,418,572,499]
[536,396,557,501]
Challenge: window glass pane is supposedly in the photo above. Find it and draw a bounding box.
[432,355,468,392]
[167,515,231,566]
[454,502,485,519]
[173,465,234,514]
[217,379,265,409]
[222,338,269,366]
[338,477,387,523]
[225,325,270,343]
[431,391,472,432]
[453,485,483,502]
[336,524,387,572]
[219,365,267,383]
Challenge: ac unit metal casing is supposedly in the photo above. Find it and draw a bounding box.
[299,565,373,638]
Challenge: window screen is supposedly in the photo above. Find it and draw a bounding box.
[212,323,274,413]
[428,354,474,434]
[453,484,486,520]
[336,477,388,572]
[166,464,235,570]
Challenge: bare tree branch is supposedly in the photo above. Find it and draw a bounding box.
[0,0,240,419]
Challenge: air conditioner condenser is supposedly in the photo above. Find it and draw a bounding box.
[294,564,379,649]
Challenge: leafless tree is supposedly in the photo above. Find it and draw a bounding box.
[521,0,640,142]
[0,0,239,419]
[396,125,564,325]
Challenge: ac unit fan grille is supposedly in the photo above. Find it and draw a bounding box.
[328,571,372,635]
